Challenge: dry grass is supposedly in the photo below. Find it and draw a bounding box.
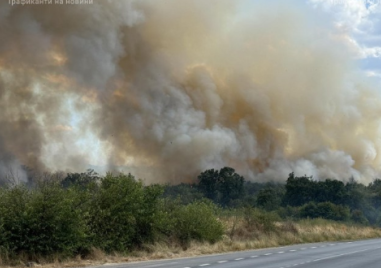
[2,218,381,268]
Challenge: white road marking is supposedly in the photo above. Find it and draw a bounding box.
[147,263,177,267]
[273,245,381,268]
[311,247,380,263]
[144,244,381,268]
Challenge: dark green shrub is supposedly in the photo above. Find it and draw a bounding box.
[25,182,87,256]
[163,183,204,205]
[256,188,283,211]
[87,173,163,252]
[0,182,87,258]
[277,206,300,219]
[300,202,319,219]
[0,186,31,257]
[61,169,99,189]
[197,167,244,207]
[351,209,369,225]
[300,202,350,221]
[283,173,315,206]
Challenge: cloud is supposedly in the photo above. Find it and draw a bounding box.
[309,0,381,60]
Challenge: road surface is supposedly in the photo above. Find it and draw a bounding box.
[90,238,381,268]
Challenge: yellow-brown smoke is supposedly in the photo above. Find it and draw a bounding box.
[1,0,381,183]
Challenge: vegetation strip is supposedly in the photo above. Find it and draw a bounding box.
[0,167,381,267]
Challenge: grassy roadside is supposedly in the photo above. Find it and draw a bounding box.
[126,218,381,261]
[3,218,381,268]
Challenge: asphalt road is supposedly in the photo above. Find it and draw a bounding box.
[90,238,381,268]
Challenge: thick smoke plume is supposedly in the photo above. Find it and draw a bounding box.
[1,0,381,184]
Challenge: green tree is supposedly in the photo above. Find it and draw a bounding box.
[197,167,244,207]
[300,202,350,221]
[256,188,283,211]
[283,173,316,206]
[163,183,204,204]
[61,169,99,189]
[197,169,220,201]
[218,167,244,207]
[344,179,367,210]
[316,179,346,205]
[368,179,381,209]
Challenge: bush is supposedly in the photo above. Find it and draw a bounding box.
[300,202,350,221]
[163,183,204,205]
[25,182,87,256]
[0,186,31,258]
[277,206,300,219]
[87,173,163,252]
[351,210,368,225]
[0,182,87,258]
[0,173,225,259]
[160,200,224,246]
[244,207,281,233]
[256,188,283,211]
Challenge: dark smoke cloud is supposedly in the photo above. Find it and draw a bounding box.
[1,0,381,184]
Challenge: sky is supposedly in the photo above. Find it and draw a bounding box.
[308,0,381,81]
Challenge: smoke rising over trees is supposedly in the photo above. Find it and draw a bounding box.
[1,1,381,183]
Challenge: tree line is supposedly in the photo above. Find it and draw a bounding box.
[0,167,380,263]
[164,168,381,225]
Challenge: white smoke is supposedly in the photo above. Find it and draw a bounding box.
[0,0,381,184]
